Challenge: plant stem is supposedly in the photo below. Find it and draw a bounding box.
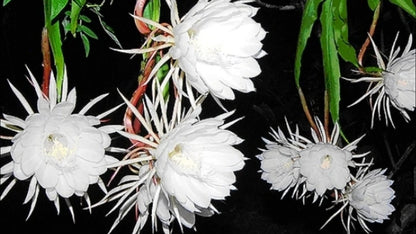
[298,88,320,140]
[358,3,381,69]
[324,89,330,141]
[41,27,51,97]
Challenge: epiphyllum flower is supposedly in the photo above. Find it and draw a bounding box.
[346,33,415,128]
[299,143,352,196]
[257,138,300,197]
[95,88,245,233]
[258,118,369,202]
[322,168,395,234]
[0,68,121,221]
[120,0,266,101]
[169,0,267,100]
[348,169,395,232]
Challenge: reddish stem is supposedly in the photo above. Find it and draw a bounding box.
[41,27,51,97]
[123,52,156,145]
[358,3,381,70]
[134,0,151,35]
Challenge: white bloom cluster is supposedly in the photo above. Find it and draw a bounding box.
[346,33,415,128]
[0,68,122,221]
[258,118,396,233]
[257,118,366,201]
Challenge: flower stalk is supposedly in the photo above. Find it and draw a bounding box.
[41,27,51,97]
[298,87,320,140]
[358,2,381,70]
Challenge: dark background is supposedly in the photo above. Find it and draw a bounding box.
[1,0,415,234]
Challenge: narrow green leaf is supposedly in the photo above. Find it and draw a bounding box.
[333,0,358,67]
[389,0,416,18]
[367,0,380,11]
[143,0,161,28]
[70,0,86,36]
[79,25,98,39]
[97,16,123,48]
[156,55,170,100]
[79,14,91,23]
[80,33,90,57]
[3,0,12,7]
[320,0,341,123]
[51,0,69,20]
[294,0,324,88]
[48,21,65,100]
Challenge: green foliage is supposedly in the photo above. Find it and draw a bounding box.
[143,0,161,29]
[294,0,415,126]
[44,0,66,99]
[50,0,69,20]
[389,0,416,18]
[156,54,170,101]
[2,0,12,6]
[367,0,380,10]
[70,0,86,36]
[320,0,341,124]
[294,0,323,88]
[333,0,358,67]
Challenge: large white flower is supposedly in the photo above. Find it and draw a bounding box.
[169,0,266,100]
[95,86,245,233]
[0,68,122,220]
[299,143,352,196]
[348,169,395,230]
[153,108,245,213]
[118,0,266,102]
[346,32,415,128]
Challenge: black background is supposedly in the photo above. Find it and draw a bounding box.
[1,1,415,234]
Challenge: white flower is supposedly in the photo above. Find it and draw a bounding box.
[348,169,395,229]
[321,167,395,234]
[0,68,121,220]
[345,32,415,128]
[95,87,245,233]
[118,0,266,102]
[153,108,245,213]
[169,0,267,100]
[257,143,300,195]
[299,143,352,196]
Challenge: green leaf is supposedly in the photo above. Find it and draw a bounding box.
[333,0,358,67]
[48,21,65,100]
[80,33,90,57]
[294,0,324,88]
[320,0,341,123]
[367,0,380,11]
[50,0,69,20]
[96,12,123,48]
[3,0,12,7]
[143,0,161,28]
[389,0,416,18]
[79,25,98,39]
[70,0,86,36]
[79,14,91,23]
[156,55,170,100]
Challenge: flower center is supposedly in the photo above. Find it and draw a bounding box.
[44,133,72,161]
[189,30,226,64]
[168,144,199,174]
[320,154,332,169]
